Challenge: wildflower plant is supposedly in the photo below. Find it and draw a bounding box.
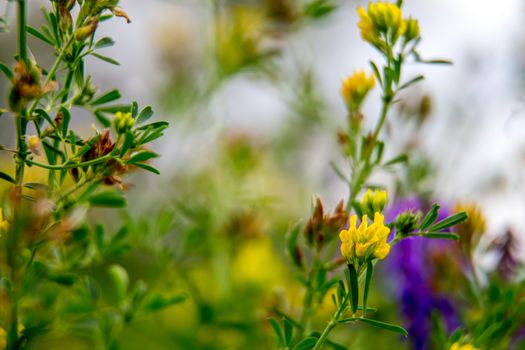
[0,0,175,348]
[270,2,468,349]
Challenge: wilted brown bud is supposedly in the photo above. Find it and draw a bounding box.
[292,245,303,268]
[111,7,131,23]
[83,130,115,161]
[337,131,349,146]
[9,61,42,111]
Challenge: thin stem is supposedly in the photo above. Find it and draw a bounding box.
[25,153,113,170]
[27,34,75,116]
[312,292,350,350]
[9,2,28,348]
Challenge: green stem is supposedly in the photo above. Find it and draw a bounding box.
[27,34,75,116]
[312,292,350,350]
[25,153,113,170]
[9,2,28,348]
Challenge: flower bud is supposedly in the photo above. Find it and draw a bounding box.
[113,112,135,135]
[394,210,419,236]
[403,17,420,42]
[361,189,387,218]
[74,18,99,41]
[28,135,42,156]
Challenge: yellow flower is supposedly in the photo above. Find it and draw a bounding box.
[340,212,391,263]
[357,2,406,48]
[113,111,135,134]
[450,342,479,350]
[361,189,387,217]
[0,208,9,233]
[341,70,375,111]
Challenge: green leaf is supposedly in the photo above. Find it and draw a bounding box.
[120,131,134,157]
[416,232,460,240]
[27,25,55,46]
[355,318,408,337]
[131,101,139,118]
[348,264,359,315]
[128,151,159,164]
[283,318,293,346]
[420,204,440,230]
[96,104,131,113]
[92,53,120,65]
[34,109,55,127]
[0,62,14,83]
[133,163,160,175]
[24,182,50,192]
[94,37,115,49]
[427,212,468,232]
[370,60,383,87]
[363,261,374,317]
[91,89,121,106]
[304,0,337,20]
[398,75,425,91]
[383,154,408,167]
[286,223,302,268]
[0,171,15,184]
[88,190,127,208]
[268,318,285,347]
[48,272,77,286]
[60,106,71,138]
[136,106,154,124]
[293,337,318,350]
[144,294,187,312]
[336,280,345,306]
[136,121,169,131]
[94,111,111,127]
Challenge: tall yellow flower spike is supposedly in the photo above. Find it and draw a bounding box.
[341,70,375,112]
[339,212,391,263]
[357,2,406,49]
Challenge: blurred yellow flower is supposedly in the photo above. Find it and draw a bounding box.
[357,2,406,48]
[216,5,265,74]
[341,70,375,112]
[340,213,391,263]
[0,327,5,350]
[455,203,486,235]
[361,189,387,217]
[455,202,486,252]
[0,208,9,233]
[231,237,284,288]
[450,342,479,350]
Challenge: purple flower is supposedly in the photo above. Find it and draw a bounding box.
[383,198,461,350]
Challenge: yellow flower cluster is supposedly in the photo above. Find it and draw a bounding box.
[357,2,419,50]
[0,208,9,233]
[450,342,479,350]
[361,189,387,218]
[341,70,375,111]
[113,111,135,135]
[340,213,391,263]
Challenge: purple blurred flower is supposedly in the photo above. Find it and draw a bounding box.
[384,197,461,350]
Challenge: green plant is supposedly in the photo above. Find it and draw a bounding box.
[0,1,176,348]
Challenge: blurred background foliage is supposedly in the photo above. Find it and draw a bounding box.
[1,0,525,349]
